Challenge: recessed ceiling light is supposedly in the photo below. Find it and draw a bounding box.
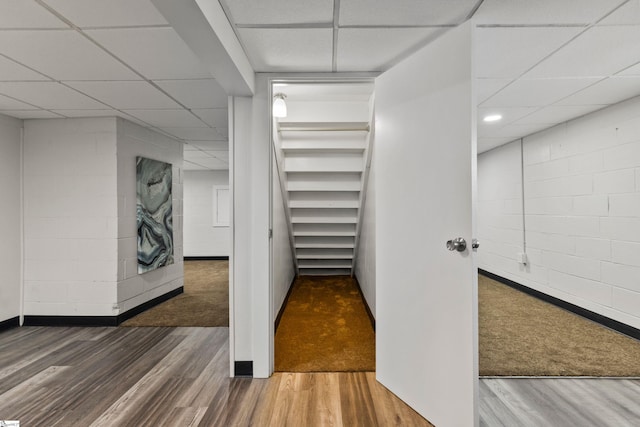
[483,114,502,123]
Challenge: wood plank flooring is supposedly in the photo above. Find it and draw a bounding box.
[0,327,431,426]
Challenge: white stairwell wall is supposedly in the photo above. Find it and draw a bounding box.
[273,94,373,276]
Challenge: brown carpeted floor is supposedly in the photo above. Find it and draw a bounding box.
[275,275,375,372]
[120,260,229,327]
[479,274,640,376]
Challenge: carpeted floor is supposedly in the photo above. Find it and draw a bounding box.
[275,275,375,372]
[120,260,229,327]
[479,274,640,376]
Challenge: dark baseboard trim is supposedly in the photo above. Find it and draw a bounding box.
[234,361,253,377]
[274,275,297,332]
[24,315,119,327]
[353,275,376,332]
[479,269,640,342]
[0,316,20,332]
[184,256,229,261]
[117,286,184,324]
[23,287,184,327]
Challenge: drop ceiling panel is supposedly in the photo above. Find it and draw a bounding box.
[41,0,168,27]
[337,27,441,71]
[524,26,640,79]
[187,157,229,169]
[221,0,333,25]
[487,123,554,139]
[160,127,225,141]
[478,106,539,136]
[87,28,212,79]
[0,56,48,81]
[192,109,228,128]
[620,62,640,75]
[183,161,209,171]
[123,109,205,128]
[52,109,118,118]
[153,79,227,109]
[0,82,107,109]
[65,81,181,109]
[477,79,511,104]
[339,0,476,26]
[238,28,332,72]
[475,27,583,79]
[185,141,229,151]
[556,76,640,106]
[0,93,38,110]
[514,105,607,125]
[208,151,230,162]
[478,137,520,153]
[1,110,63,119]
[0,30,139,80]
[598,0,640,25]
[278,82,374,102]
[0,0,67,28]
[474,0,625,25]
[481,78,601,108]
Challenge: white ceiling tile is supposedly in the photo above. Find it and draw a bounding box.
[481,78,601,108]
[0,93,37,109]
[0,82,107,109]
[52,109,118,118]
[154,79,227,109]
[221,0,333,25]
[161,127,225,141]
[337,27,441,71]
[238,28,332,72]
[123,109,205,128]
[278,82,374,102]
[0,0,67,28]
[0,110,63,119]
[183,160,209,171]
[216,127,229,138]
[65,81,181,109]
[189,157,229,169]
[208,151,230,162]
[339,0,476,26]
[524,26,640,79]
[555,76,640,106]
[184,150,212,159]
[87,28,212,79]
[475,27,582,79]
[0,55,49,81]
[478,106,539,127]
[618,61,640,76]
[514,105,607,125]
[474,0,625,25]
[0,30,139,80]
[477,79,511,104]
[598,0,640,25]
[185,141,229,151]
[41,0,168,27]
[192,109,227,128]
[478,137,520,154]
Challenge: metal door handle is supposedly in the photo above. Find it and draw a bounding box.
[472,239,480,250]
[446,237,466,252]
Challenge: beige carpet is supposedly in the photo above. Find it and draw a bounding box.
[275,275,375,372]
[480,274,640,376]
[120,260,228,327]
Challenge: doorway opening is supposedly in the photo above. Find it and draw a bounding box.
[270,79,376,372]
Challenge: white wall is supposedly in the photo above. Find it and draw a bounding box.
[23,118,119,316]
[0,114,22,323]
[354,136,376,317]
[183,170,230,257]
[272,147,295,319]
[478,95,640,330]
[116,118,184,314]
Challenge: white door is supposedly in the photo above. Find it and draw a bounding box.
[375,21,478,427]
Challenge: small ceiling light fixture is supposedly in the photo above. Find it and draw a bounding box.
[273,93,287,118]
[483,114,502,123]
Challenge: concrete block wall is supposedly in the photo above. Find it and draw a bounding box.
[116,118,184,314]
[478,95,640,329]
[23,118,119,316]
[0,114,23,323]
[183,170,230,257]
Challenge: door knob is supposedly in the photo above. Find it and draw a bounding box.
[446,237,466,252]
[472,239,480,250]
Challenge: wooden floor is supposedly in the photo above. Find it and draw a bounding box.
[1,327,639,426]
[0,327,430,426]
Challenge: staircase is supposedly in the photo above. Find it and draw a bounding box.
[274,121,373,276]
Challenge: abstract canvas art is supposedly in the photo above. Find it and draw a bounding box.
[137,156,174,273]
